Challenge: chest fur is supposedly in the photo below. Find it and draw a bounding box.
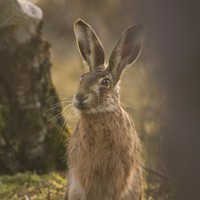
[69,112,135,176]
[68,111,141,199]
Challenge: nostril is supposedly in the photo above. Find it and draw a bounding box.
[81,95,88,102]
[73,92,89,110]
[75,93,88,103]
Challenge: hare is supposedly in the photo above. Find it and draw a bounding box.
[64,19,145,200]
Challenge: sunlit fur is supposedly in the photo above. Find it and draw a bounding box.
[64,67,143,200]
[64,19,144,200]
[66,108,142,200]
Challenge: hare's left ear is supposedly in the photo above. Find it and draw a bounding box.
[74,19,105,71]
[108,25,145,85]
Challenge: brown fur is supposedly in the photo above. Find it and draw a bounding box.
[63,19,145,200]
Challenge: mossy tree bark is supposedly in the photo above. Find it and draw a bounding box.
[0,0,68,174]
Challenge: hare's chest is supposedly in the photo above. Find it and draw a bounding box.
[69,125,134,198]
[72,128,130,175]
[81,130,120,162]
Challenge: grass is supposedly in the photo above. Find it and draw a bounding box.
[0,171,174,200]
[0,172,66,200]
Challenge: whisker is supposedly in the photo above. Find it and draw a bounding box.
[46,101,72,111]
[121,99,138,111]
[59,106,74,138]
[47,104,73,122]
[46,104,63,111]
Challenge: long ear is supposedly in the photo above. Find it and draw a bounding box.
[108,25,145,85]
[74,19,105,71]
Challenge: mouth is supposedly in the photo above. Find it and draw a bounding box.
[73,102,90,111]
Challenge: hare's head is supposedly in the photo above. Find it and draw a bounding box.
[73,19,145,114]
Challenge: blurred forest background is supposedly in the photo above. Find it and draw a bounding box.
[0,0,200,199]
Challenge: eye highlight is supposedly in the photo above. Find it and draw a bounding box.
[101,78,110,87]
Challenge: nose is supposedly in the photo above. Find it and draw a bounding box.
[75,93,88,104]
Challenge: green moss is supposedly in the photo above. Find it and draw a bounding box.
[0,172,66,200]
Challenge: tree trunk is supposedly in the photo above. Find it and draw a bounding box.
[0,0,69,174]
[144,0,200,199]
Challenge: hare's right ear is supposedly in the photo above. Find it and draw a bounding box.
[74,19,105,71]
[108,25,145,85]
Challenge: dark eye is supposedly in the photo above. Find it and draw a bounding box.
[101,78,110,87]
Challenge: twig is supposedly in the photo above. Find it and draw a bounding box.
[142,164,174,182]
[24,195,30,200]
[47,187,51,200]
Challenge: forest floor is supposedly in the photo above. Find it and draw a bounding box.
[0,171,174,200]
[0,172,66,200]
